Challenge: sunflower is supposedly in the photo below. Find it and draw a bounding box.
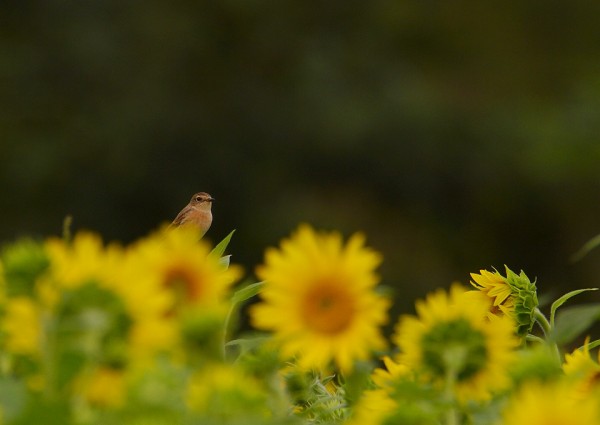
[79,366,127,408]
[468,266,538,336]
[347,387,398,425]
[500,380,600,425]
[2,296,41,356]
[372,356,410,388]
[128,225,242,314]
[113,225,242,360]
[563,341,600,397]
[349,356,438,425]
[44,232,123,290]
[394,284,517,401]
[250,224,390,373]
[469,269,514,317]
[346,357,408,425]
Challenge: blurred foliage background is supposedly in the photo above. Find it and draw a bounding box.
[1,1,600,318]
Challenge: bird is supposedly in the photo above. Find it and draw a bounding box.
[170,192,215,236]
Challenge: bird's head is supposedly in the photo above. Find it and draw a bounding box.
[190,192,215,207]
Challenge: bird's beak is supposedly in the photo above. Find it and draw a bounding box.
[208,197,215,202]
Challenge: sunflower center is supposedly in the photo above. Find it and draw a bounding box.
[301,282,355,335]
[589,370,600,387]
[164,264,203,304]
[489,304,502,316]
[421,318,487,381]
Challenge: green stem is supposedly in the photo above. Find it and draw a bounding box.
[221,302,237,361]
[41,312,58,401]
[525,334,545,344]
[443,365,458,425]
[534,308,551,336]
[62,215,73,244]
[533,308,561,363]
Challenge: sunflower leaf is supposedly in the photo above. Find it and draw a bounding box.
[570,233,600,263]
[225,337,270,354]
[550,288,598,327]
[231,281,264,305]
[580,338,600,352]
[551,303,600,345]
[219,255,231,269]
[209,230,235,259]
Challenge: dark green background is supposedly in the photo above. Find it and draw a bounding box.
[2,1,599,316]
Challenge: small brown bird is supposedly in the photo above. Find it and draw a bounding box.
[170,192,215,236]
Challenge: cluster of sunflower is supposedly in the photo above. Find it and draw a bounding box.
[0,223,599,425]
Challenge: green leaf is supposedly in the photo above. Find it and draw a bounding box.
[584,338,600,351]
[218,254,231,269]
[223,282,264,356]
[225,337,270,355]
[231,281,264,305]
[209,229,235,259]
[573,338,600,353]
[550,288,598,327]
[571,233,600,263]
[341,361,375,404]
[551,303,600,345]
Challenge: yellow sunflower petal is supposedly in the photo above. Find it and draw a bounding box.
[250,224,389,373]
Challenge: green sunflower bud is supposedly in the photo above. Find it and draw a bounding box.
[503,266,538,336]
[1,239,50,298]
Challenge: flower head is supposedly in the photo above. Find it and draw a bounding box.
[469,269,514,316]
[394,284,517,401]
[44,232,123,291]
[250,224,390,373]
[563,341,600,397]
[115,226,242,361]
[372,356,410,388]
[347,387,398,425]
[469,266,538,336]
[79,366,127,408]
[500,380,600,425]
[2,297,41,356]
[128,225,242,314]
[346,357,409,425]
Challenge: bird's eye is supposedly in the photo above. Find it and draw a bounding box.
[195,196,202,202]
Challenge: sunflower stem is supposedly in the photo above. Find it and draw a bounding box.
[533,308,561,363]
[222,303,236,361]
[62,214,73,244]
[525,334,545,344]
[442,356,459,425]
[444,370,458,425]
[41,311,58,402]
[533,308,551,336]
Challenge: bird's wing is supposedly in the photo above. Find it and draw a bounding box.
[171,207,189,226]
